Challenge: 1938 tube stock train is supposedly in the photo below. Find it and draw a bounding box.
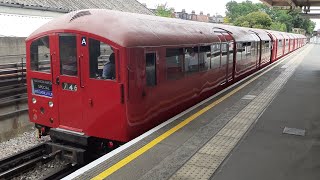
[26,9,307,152]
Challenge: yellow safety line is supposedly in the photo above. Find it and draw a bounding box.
[92,47,305,180]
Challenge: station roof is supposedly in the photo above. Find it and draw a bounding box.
[260,0,320,18]
[0,0,153,15]
[260,0,320,7]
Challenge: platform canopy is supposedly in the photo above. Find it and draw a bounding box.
[260,0,320,18]
[261,0,320,8]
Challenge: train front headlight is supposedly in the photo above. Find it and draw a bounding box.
[32,98,37,104]
[48,101,54,108]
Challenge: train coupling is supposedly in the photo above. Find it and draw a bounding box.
[46,142,86,165]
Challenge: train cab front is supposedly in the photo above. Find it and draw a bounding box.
[27,33,126,149]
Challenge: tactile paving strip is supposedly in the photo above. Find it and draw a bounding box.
[170,45,314,180]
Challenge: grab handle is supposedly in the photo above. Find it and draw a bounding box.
[79,55,84,88]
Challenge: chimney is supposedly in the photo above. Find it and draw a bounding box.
[191,10,195,14]
[207,13,210,17]
[182,9,186,13]
[142,3,147,7]
[200,11,203,15]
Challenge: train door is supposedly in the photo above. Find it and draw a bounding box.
[216,32,234,83]
[222,32,235,82]
[51,33,84,130]
[80,36,124,138]
[28,35,60,128]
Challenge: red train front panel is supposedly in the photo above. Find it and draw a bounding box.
[27,32,128,142]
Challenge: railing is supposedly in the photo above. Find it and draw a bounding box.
[0,58,28,120]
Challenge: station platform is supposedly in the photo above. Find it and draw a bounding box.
[64,44,320,180]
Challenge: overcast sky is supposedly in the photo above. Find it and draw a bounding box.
[138,0,319,30]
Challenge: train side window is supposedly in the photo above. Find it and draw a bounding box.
[59,34,77,76]
[146,52,157,86]
[166,48,184,80]
[185,47,199,73]
[228,42,234,63]
[237,43,243,61]
[278,40,282,47]
[221,43,228,66]
[211,43,221,69]
[89,39,115,80]
[30,36,51,73]
[199,46,211,71]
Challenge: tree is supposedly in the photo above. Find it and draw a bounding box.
[225,0,259,22]
[223,17,231,24]
[225,0,316,35]
[234,11,272,29]
[155,4,174,18]
[270,22,287,32]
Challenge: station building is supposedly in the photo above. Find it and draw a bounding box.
[0,0,153,63]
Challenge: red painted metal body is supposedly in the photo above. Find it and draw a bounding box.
[26,9,307,143]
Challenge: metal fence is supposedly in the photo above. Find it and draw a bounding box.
[0,58,28,120]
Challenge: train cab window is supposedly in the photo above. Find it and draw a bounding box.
[199,46,211,71]
[146,53,157,86]
[89,39,115,80]
[185,47,199,73]
[59,34,77,76]
[30,36,51,73]
[211,43,221,69]
[166,48,184,80]
[221,43,228,66]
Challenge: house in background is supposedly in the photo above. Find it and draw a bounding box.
[173,9,224,23]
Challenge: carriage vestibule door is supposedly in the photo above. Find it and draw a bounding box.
[52,33,85,131]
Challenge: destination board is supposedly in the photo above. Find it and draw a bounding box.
[32,79,53,98]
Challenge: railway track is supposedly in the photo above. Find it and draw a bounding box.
[0,142,82,180]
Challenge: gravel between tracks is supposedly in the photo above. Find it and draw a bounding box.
[0,128,50,160]
[12,158,68,180]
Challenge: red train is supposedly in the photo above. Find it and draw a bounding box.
[26,9,307,150]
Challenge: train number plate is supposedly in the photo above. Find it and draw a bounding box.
[62,82,78,91]
[32,79,53,98]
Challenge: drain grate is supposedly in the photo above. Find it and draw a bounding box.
[283,127,306,136]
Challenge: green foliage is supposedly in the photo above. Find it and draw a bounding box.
[226,0,259,22]
[225,0,316,35]
[270,22,287,32]
[234,11,272,29]
[223,17,231,24]
[155,4,174,18]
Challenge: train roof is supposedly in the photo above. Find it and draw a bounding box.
[265,30,285,40]
[27,9,307,47]
[248,28,271,41]
[27,9,220,47]
[212,24,260,42]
